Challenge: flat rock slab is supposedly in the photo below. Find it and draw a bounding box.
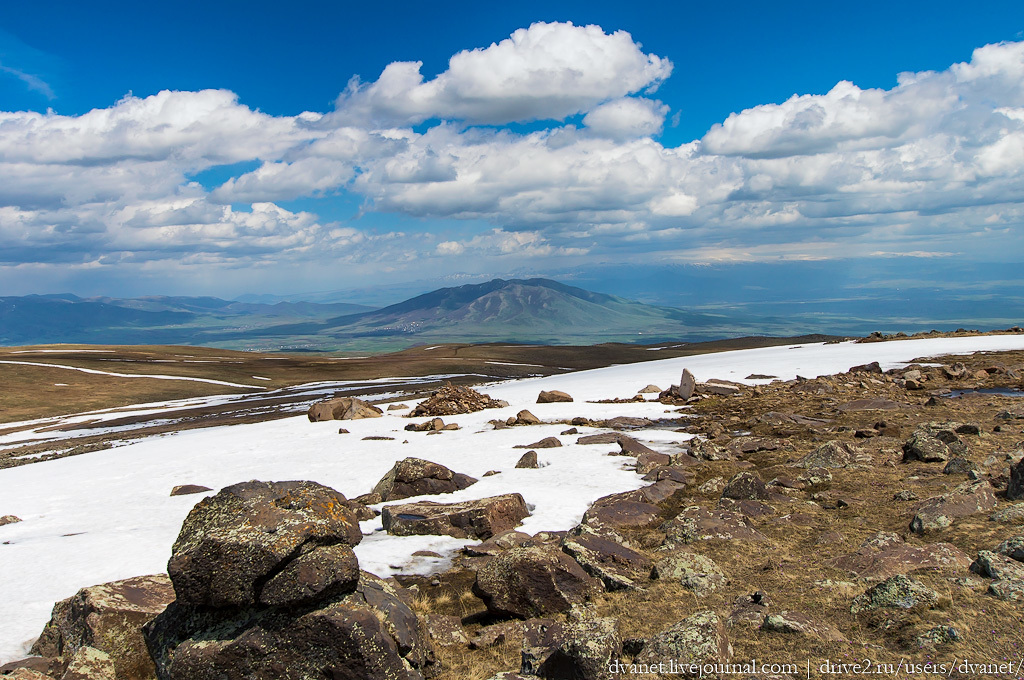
[382,493,530,540]
[663,506,768,544]
[910,481,997,533]
[830,532,970,580]
[561,529,653,591]
[170,484,212,496]
[837,398,904,412]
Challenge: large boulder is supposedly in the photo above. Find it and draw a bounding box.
[381,493,530,540]
[145,571,436,680]
[536,390,573,403]
[910,481,997,534]
[167,480,362,608]
[307,396,383,422]
[31,574,175,680]
[411,384,504,416]
[473,545,603,618]
[372,457,477,501]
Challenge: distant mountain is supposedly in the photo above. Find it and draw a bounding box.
[0,279,786,351]
[219,278,748,349]
[0,295,375,346]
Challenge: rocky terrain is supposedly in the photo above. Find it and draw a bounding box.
[3,339,1024,679]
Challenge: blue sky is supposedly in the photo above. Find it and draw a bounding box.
[1,1,1023,306]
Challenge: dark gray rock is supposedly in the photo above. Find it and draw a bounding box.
[167,480,362,608]
[473,545,603,619]
[145,571,436,680]
[520,617,620,680]
[372,457,477,501]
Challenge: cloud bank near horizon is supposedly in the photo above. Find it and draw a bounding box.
[1,22,1022,292]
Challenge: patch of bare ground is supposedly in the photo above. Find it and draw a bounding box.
[0,335,842,424]
[397,343,1024,679]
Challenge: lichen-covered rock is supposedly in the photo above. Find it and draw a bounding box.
[424,614,470,648]
[796,440,871,468]
[381,493,530,540]
[561,527,653,591]
[473,545,603,619]
[0,514,22,526]
[371,457,477,501]
[145,571,436,680]
[4,669,53,680]
[910,481,997,533]
[917,625,960,647]
[994,535,1024,562]
[653,550,727,595]
[902,425,968,463]
[60,646,116,680]
[258,543,360,607]
[991,504,1024,524]
[636,610,732,669]
[662,506,768,545]
[721,471,771,500]
[687,439,731,461]
[537,390,573,403]
[850,574,938,613]
[520,617,620,680]
[762,611,847,642]
[307,396,383,421]
[31,573,174,680]
[167,480,362,608]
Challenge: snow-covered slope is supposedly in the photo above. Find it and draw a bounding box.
[2,335,1023,662]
